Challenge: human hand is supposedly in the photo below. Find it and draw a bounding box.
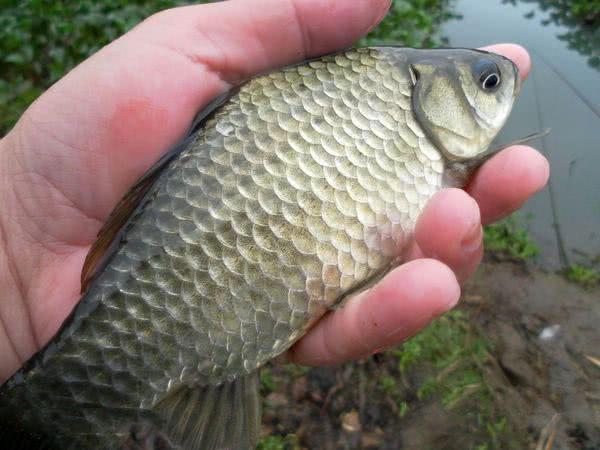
[0,0,548,381]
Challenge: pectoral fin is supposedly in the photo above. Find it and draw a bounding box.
[487,128,551,154]
[329,260,398,310]
[152,373,261,450]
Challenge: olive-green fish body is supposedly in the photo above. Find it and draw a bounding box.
[0,47,519,450]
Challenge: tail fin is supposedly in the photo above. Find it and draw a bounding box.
[154,372,261,450]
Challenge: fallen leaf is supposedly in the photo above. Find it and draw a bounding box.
[341,410,361,433]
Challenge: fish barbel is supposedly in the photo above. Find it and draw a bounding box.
[0,47,521,450]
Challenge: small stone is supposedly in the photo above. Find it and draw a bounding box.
[538,324,560,341]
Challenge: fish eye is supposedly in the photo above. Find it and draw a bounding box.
[471,59,501,91]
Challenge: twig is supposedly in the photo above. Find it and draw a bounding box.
[585,355,600,368]
[535,414,560,450]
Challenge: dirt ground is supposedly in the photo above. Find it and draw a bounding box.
[464,260,600,450]
[260,260,600,450]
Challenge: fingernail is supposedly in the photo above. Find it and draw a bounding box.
[443,278,461,312]
[461,223,483,254]
[536,154,551,186]
[448,294,461,312]
[367,0,392,31]
[460,199,482,253]
[432,264,461,314]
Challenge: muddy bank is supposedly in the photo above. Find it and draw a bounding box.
[464,261,600,450]
[259,260,600,449]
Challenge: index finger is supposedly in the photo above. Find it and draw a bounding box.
[481,43,531,80]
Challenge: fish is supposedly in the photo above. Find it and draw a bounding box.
[0,46,521,450]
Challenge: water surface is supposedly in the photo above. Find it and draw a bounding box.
[443,0,600,269]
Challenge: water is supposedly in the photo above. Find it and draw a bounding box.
[442,0,600,270]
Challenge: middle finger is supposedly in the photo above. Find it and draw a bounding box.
[411,189,483,283]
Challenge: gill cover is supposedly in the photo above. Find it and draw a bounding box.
[409,49,520,161]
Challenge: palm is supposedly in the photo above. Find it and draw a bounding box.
[0,0,548,382]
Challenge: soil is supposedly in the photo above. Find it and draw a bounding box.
[464,260,600,450]
[260,259,600,450]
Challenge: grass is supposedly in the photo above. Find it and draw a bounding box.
[483,215,539,260]
[377,375,411,417]
[385,310,516,449]
[565,264,600,287]
[395,311,489,403]
[484,214,599,286]
[257,434,301,450]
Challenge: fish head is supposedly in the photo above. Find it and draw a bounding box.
[406,48,520,168]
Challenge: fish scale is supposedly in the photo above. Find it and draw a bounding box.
[1,46,521,450]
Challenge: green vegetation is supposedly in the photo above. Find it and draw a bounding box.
[377,375,411,417]
[505,0,600,69]
[0,0,192,135]
[483,215,539,260]
[565,264,600,286]
[557,0,600,24]
[260,367,278,395]
[0,0,457,136]
[505,0,600,25]
[361,0,458,47]
[257,434,301,450]
[394,311,489,404]
[386,311,516,448]
[260,363,309,396]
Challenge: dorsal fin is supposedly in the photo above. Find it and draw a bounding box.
[80,90,234,292]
